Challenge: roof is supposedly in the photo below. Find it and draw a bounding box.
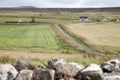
[80,16,88,18]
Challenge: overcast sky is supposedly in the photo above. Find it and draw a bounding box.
[0,0,120,8]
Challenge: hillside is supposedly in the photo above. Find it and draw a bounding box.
[0,7,120,12]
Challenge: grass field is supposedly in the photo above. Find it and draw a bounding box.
[0,24,58,49]
[1,49,119,65]
[0,11,120,64]
[0,11,120,24]
[65,22,120,53]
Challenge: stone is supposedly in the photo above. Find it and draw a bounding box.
[60,78,76,80]
[0,64,18,80]
[16,70,33,80]
[0,71,8,80]
[37,64,46,69]
[14,60,35,71]
[48,58,66,69]
[76,64,103,80]
[101,59,120,73]
[103,72,120,80]
[67,62,84,76]
[55,62,84,77]
[48,58,84,78]
[32,68,55,80]
[48,58,84,80]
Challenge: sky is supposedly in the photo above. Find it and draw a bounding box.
[0,0,120,8]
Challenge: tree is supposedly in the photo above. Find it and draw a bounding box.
[30,16,35,23]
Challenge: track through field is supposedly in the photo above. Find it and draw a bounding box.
[54,24,101,54]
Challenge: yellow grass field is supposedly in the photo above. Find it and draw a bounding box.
[1,50,119,65]
[65,23,120,53]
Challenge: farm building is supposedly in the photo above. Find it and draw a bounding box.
[69,17,78,22]
[57,12,65,15]
[79,16,89,22]
[70,18,76,20]
[101,17,109,22]
[18,20,22,23]
[116,18,120,22]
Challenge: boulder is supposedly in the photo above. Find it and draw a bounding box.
[0,71,8,80]
[32,67,55,80]
[103,72,120,80]
[0,64,18,80]
[60,78,76,80]
[16,70,33,80]
[14,60,35,71]
[37,64,46,69]
[101,59,120,73]
[48,58,84,78]
[67,62,84,76]
[48,58,66,69]
[55,62,84,77]
[76,64,103,80]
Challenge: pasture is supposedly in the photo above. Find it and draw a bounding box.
[0,11,120,24]
[0,24,58,49]
[65,23,120,53]
[0,11,120,64]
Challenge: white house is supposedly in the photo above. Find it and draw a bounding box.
[116,18,120,22]
[18,20,22,23]
[101,18,109,22]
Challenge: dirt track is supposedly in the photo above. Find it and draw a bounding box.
[53,24,101,54]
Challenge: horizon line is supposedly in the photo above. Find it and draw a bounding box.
[0,6,120,8]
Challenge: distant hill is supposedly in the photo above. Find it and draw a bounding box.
[0,7,120,12]
[17,6,37,8]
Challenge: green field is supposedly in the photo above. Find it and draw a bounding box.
[0,24,58,49]
[0,11,120,64]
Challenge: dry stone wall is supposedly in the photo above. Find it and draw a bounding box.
[0,58,120,80]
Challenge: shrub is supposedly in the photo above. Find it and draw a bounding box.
[0,55,11,63]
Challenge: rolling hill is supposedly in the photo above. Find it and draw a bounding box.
[0,7,120,12]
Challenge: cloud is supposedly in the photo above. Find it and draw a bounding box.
[0,0,120,8]
[82,0,120,7]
